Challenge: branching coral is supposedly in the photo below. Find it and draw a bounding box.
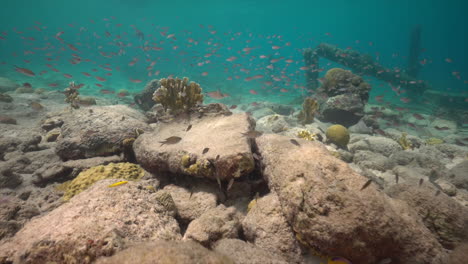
[297,97,318,125]
[152,77,203,114]
[297,130,316,141]
[398,132,413,150]
[64,81,80,109]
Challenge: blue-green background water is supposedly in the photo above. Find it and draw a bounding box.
[0,0,467,106]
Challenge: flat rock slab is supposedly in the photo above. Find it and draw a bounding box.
[134,113,255,181]
[55,105,150,160]
[256,134,447,264]
[0,179,181,263]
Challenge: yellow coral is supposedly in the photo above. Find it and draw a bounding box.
[398,132,413,150]
[152,77,203,114]
[247,199,257,213]
[298,97,318,125]
[426,137,444,145]
[297,130,316,141]
[326,125,350,147]
[60,162,145,201]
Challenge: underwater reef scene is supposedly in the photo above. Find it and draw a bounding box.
[1,0,468,263]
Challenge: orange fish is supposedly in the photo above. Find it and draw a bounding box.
[14,65,35,77]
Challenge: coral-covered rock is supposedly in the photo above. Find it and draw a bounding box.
[214,239,288,264]
[96,240,233,264]
[242,192,303,262]
[54,105,150,160]
[183,205,240,247]
[134,112,255,181]
[256,134,447,264]
[316,68,371,126]
[0,77,19,93]
[0,180,181,263]
[386,183,468,249]
[0,167,22,189]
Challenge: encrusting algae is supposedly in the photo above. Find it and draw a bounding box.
[59,162,145,201]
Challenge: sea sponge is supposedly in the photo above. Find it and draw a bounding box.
[152,77,203,114]
[60,162,145,201]
[426,137,444,145]
[297,97,319,125]
[326,124,350,147]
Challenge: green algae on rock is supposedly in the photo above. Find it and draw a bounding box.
[60,162,145,201]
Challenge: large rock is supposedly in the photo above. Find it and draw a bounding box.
[134,112,255,181]
[256,114,290,133]
[183,205,240,247]
[386,183,468,249]
[96,240,233,264]
[447,160,468,190]
[256,134,447,264]
[348,135,402,157]
[214,239,288,264]
[55,105,150,160]
[0,77,19,93]
[0,179,181,263]
[163,184,218,223]
[242,192,303,262]
[316,68,371,126]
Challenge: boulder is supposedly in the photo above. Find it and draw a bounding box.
[163,184,218,223]
[447,160,468,190]
[55,105,150,160]
[96,240,233,264]
[256,114,289,133]
[348,135,401,157]
[183,205,240,247]
[214,239,288,264]
[242,192,303,262]
[386,183,468,249]
[134,112,255,181]
[0,77,19,93]
[256,134,447,264]
[0,180,181,263]
[353,150,395,171]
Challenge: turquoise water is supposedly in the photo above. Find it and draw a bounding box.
[0,0,467,106]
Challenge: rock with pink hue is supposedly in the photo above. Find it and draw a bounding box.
[386,183,468,249]
[0,179,181,263]
[183,205,241,247]
[214,239,288,264]
[256,134,448,264]
[96,240,234,264]
[134,112,255,181]
[242,192,303,262]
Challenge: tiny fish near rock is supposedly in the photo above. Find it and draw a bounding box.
[159,136,182,146]
[108,181,128,187]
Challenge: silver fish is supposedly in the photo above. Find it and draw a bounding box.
[241,130,263,138]
[159,136,182,146]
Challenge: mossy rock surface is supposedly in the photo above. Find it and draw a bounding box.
[61,162,145,201]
